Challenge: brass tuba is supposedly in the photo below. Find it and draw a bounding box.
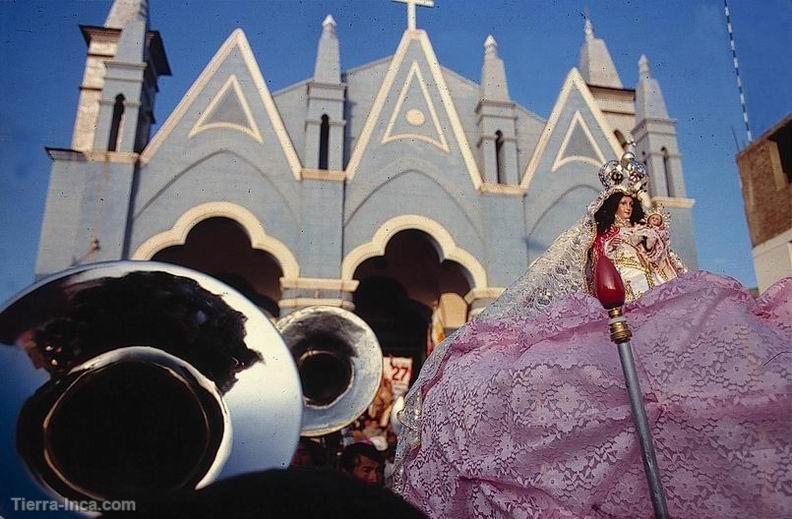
[0,261,304,508]
[277,306,383,437]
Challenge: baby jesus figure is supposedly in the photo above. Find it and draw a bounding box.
[634,209,685,282]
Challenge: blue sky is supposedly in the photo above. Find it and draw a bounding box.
[1,0,790,303]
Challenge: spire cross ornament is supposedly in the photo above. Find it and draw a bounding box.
[392,0,434,31]
[583,6,594,41]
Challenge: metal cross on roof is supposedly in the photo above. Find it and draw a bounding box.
[392,0,434,31]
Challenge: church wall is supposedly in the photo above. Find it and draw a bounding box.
[304,83,345,171]
[477,104,520,184]
[346,142,482,226]
[299,179,344,279]
[589,87,636,143]
[342,58,391,167]
[36,157,136,278]
[635,120,686,198]
[34,4,701,323]
[36,159,91,276]
[82,161,136,262]
[72,38,119,151]
[139,127,302,210]
[343,169,486,271]
[129,151,301,260]
[664,207,697,269]
[524,90,615,262]
[272,83,309,166]
[480,194,529,286]
[441,69,484,173]
[94,60,145,154]
[128,43,305,260]
[526,185,600,261]
[514,106,545,176]
[134,43,301,208]
[344,38,485,246]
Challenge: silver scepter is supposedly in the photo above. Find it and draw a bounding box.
[594,254,669,519]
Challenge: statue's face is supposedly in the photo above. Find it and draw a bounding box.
[648,214,662,227]
[617,195,633,221]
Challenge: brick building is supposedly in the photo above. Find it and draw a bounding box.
[736,114,792,292]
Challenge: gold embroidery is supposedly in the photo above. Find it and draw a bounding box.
[624,280,636,302]
[607,229,659,296]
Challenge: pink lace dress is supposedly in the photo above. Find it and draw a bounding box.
[393,273,792,517]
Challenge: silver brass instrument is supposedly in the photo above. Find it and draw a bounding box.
[278,306,383,437]
[0,261,303,509]
[0,261,385,512]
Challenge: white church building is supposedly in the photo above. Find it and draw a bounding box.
[36,0,697,373]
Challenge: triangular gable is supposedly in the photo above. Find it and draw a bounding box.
[346,30,482,189]
[551,111,606,171]
[189,75,262,142]
[520,68,622,190]
[382,61,449,153]
[140,29,302,179]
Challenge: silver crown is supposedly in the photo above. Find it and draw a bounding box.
[598,144,648,194]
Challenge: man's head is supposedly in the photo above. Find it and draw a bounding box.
[339,442,384,486]
[290,438,324,467]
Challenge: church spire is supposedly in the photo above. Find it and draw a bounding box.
[584,14,594,42]
[632,54,687,198]
[577,14,623,88]
[105,0,148,29]
[635,54,669,120]
[70,0,168,152]
[480,35,510,102]
[313,15,341,84]
[476,35,518,185]
[114,9,147,64]
[305,15,346,170]
[89,0,168,152]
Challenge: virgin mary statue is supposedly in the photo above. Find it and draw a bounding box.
[391,150,791,518]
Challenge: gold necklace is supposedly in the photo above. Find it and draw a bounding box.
[614,216,631,228]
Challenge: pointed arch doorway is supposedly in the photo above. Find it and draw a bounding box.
[352,229,472,384]
[150,217,283,318]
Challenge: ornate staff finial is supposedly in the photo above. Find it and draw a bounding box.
[392,0,434,31]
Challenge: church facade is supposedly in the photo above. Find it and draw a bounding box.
[36,0,697,369]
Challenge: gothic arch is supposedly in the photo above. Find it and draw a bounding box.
[525,184,599,260]
[134,149,299,225]
[345,168,479,233]
[131,201,300,279]
[341,214,487,289]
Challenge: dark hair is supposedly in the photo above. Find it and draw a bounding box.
[294,437,326,466]
[339,442,383,473]
[594,192,645,234]
[31,271,260,393]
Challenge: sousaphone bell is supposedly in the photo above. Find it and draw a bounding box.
[0,261,303,510]
[277,306,383,437]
